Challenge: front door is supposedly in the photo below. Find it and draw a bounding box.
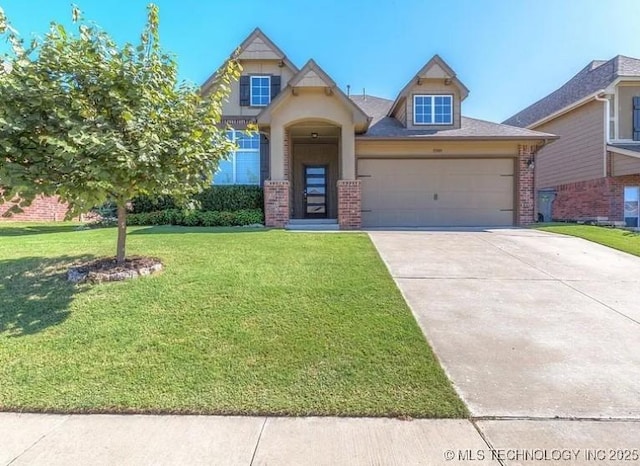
[304,165,328,218]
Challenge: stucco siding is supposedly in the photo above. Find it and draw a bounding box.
[616,84,640,140]
[612,152,640,176]
[534,100,605,188]
[222,61,295,117]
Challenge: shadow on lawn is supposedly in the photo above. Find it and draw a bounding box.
[0,255,93,336]
[129,225,270,235]
[0,224,80,237]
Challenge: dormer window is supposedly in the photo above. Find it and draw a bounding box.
[414,95,453,125]
[250,76,271,106]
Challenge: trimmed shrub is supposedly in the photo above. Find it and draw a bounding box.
[127,209,264,227]
[130,195,178,214]
[195,185,263,211]
[131,185,263,214]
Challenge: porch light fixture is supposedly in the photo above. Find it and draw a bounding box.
[527,157,535,170]
[311,132,318,139]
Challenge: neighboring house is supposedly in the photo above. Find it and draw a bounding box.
[202,28,555,229]
[0,195,69,222]
[504,55,640,227]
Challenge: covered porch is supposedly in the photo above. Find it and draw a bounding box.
[256,59,369,230]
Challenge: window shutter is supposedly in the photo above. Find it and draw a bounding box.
[633,96,640,141]
[270,75,281,101]
[239,76,250,107]
[260,134,270,186]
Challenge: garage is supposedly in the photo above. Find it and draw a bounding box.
[358,158,515,227]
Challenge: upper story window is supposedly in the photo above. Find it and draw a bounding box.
[213,130,260,185]
[414,95,453,125]
[239,75,280,107]
[250,76,271,107]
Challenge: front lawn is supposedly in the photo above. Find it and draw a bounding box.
[536,223,640,257]
[0,223,465,417]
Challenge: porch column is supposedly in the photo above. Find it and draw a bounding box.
[338,124,360,229]
[270,124,286,180]
[340,123,356,180]
[264,123,290,228]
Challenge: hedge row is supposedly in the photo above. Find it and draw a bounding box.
[131,185,263,213]
[127,209,264,227]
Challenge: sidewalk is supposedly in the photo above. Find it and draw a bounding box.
[2,413,639,465]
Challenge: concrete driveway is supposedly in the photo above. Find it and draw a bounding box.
[369,228,640,419]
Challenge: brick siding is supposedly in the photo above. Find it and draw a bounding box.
[0,195,69,222]
[337,180,361,230]
[264,180,290,228]
[518,144,537,225]
[552,175,640,221]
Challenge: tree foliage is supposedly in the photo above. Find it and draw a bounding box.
[0,4,240,262]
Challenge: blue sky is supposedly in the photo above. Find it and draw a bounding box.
[2,0,639,123]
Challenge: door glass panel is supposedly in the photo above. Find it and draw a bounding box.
[307,205,326,214]
[304,165,328,218]
[624,186,640,227]
[307,186,325,195]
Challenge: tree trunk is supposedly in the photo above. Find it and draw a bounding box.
[116,203,127,265]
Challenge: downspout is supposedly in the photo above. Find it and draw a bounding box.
[594,93,610,177]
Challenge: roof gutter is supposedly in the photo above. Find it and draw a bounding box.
[594,92,610,177]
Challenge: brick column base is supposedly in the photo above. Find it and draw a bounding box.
[264,180,290,228]
[518,144,536,226]
[338,180,362,230]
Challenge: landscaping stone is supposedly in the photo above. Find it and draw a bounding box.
[68,256,162,283]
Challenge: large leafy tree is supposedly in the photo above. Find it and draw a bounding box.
[0,4,239,263]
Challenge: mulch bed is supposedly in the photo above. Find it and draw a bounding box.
[68,256,163,283]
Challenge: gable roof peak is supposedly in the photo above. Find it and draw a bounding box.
[387,54,469,117]
[201,27,298,95]
[287,58,337,88]
[421,54,457,78]
[235,27,296,66]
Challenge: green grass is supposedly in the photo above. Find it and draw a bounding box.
[536,223,640,257]
[0,222,465,417]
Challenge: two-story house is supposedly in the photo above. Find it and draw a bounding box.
[202,28,555,230]
[504,55,640,227]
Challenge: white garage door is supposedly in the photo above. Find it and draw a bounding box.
[359,158,515,227]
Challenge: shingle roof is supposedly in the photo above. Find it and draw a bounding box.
[503,55,640,128]
[350,95,555,140]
